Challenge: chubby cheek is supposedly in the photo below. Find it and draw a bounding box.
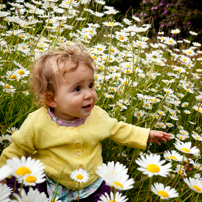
[93,92,98,104]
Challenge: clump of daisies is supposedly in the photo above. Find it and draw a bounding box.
[96,161,134,201]
[0,156,46,198]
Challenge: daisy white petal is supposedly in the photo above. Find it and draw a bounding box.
[184,177,202,193]
[0,184,12,202]
[70,168,90,183]
[135,153,172,177]
[0,165,13,181]
[98,191,128,202]
[13,188,48,202]
[151,182,179,199]
[174,141,200,156]
[6,156,45,184]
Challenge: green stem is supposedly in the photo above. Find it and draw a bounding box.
[145,177,153,201]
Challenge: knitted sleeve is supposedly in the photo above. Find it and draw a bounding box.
[0,114,36,167]
[106,115,150,150]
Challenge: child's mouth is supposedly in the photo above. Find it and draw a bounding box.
[82,104,92,109]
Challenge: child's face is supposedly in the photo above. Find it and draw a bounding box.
[49,63,97,121]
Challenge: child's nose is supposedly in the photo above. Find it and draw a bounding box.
[84,89,93,99]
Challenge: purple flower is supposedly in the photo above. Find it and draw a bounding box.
[187,22,191,25]
[163,9,167,14]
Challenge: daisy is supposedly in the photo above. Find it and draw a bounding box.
[6,156,45,184]
[191,161,202,170]
[98,192,128,202]
[174,141,200,156]
[48,196,62,202]
[0,134,13,143]
[171,29,180,34]
[164,150,183,162]
[96,161,128,183]
[70,168,90,183]
[192,134,202,141]
[0,165,13,181]
[189,31,198,35]
[176,134,188,141]
[184,177,202,193]
[13,188,48,202]
[0,184,12,202]
[164,37,177,46]
[134,110,145,118]
[135,153,172,177]
[151,182,179,200]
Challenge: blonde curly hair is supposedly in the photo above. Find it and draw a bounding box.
[29,44,95,107]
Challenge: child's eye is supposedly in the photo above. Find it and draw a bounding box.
[89,83,94,88]
[74,86,81,92]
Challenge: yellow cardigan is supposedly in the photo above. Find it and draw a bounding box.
[0,106,150,190]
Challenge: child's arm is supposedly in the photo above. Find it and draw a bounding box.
[147,130,170,145]
[0,179,7,184]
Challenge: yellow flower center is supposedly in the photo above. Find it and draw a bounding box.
[181,148,190,153]
[119,36,124,40]
[16,167,32,176]
[168,40,173,44]
[195,137,200,140]
[136,113,141,116]
[108,22,114,26]
[18,70,25,75]
[192,185,201,192]
[145,104,149,107]
[10,75,17,79]
[147,164,160,173]
[157,190,169,197]
[76,174,83,180]
[113,181,123,188]
[179,136,183,139]
[170,156,177,160]
[111,49,115,52]
[4,85,11,89]
[109,200,117,202]
[26,176,37,183]
[123,81,128,85]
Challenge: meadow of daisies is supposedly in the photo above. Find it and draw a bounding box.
[0,0,202,201]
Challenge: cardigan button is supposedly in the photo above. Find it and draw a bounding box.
[79,164,85,170]
[75,151,81,158]
[72,128,78,133]
[75,143,81,148]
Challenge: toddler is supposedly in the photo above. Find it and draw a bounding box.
[0,44,170,201]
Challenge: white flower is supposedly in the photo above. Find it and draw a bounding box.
[98,191,128,202]
[6,156,45,185]
[96,161,134,190]
[163,150,183,162]
[184,177,202,193]
[135,153,172,177]
[70,168,90,183]
[0,165,13,181]
[13,188,48,202]
[151,182,179,199]
[174,141,200,156]
[0,184,12,202]
[48,196,62,202]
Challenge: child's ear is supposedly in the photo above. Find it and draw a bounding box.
[44,92,57,108]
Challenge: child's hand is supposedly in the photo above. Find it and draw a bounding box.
[0,179,7,184]
[148,130,170,145]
